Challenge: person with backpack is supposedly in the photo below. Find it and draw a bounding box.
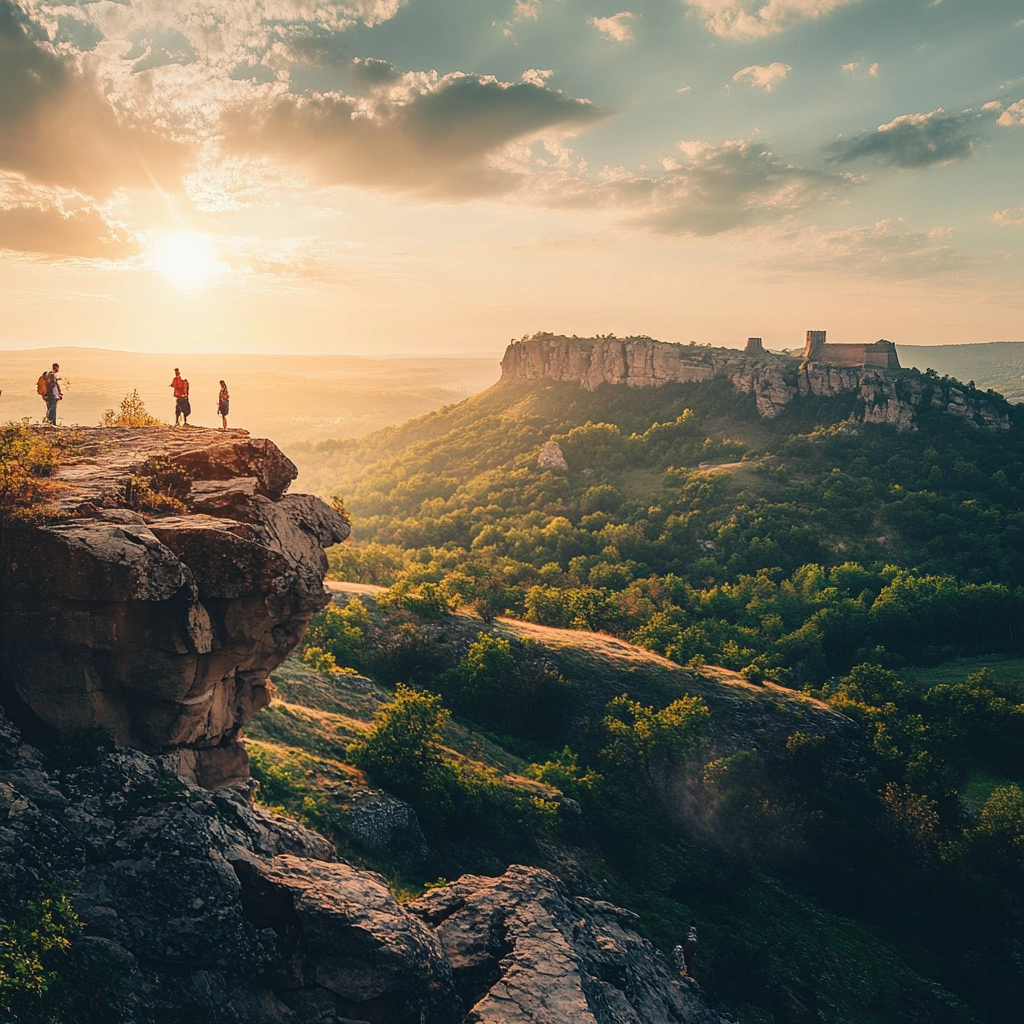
[217,380,229,429]
[170,368,190,426]
[37,363,62,425]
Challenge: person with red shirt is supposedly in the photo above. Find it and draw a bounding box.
[170,368,190,426]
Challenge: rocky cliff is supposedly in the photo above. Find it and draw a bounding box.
[0,428,727,1024]
[0,707,725,1023]
[501,335,1012,431]
[0,428,349,788]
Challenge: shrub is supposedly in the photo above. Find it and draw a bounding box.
[347,684,450,796]
[0,894,80,1009]
[0,424,61,532]
[99,390,162,427]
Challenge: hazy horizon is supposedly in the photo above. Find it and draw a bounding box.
[1,0,1022,354]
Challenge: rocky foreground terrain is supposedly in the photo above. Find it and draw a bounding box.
[501,334,1011,431]
[0,429,726,1024]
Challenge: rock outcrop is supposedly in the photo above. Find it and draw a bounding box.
[0,707,726,1023]
[0,428,349,787]
[501,335,1013,432]
[411,866,723,1024]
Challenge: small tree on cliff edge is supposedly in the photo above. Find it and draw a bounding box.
[100,391,162,427]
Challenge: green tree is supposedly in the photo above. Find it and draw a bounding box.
[347,684,450,795]
[601,693,710,795]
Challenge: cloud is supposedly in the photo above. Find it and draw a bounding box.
[994,208,1024,228]
[770,219,970,278]
[589,12,636,43]
[535,137,850,235]
[842,61,878,78]
[825,107,988,168]
[683,0,863,40]
[222,71,607,198]
[0,176,138,259]
[733,62,792,92]
[997,99,1024,126]
[0,0,185,197]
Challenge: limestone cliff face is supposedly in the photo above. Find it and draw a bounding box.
[501,335,1012,432]
[0,428,349,788]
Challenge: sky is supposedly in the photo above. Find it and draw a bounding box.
[0,0,1022,355]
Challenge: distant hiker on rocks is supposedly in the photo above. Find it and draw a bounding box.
[217,379,229,430]
[38,363,62,425]
[683,921,698,974]
[170,368,190,426]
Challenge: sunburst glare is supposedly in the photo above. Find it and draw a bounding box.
[151,231,226,289]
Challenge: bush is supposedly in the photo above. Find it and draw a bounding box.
[99,390,162,427]
[0,894,80,1013]
[347,684,450,797]
[0,425,61,532]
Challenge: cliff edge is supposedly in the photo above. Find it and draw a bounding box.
[0,428,350,788]
[501,334,1012,431]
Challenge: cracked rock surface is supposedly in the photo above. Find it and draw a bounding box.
[0,428,349,787]
[0,708,725,1024]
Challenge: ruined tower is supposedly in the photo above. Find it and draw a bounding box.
[745,337,766,356]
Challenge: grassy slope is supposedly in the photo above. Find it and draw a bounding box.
[245,591,974,1024]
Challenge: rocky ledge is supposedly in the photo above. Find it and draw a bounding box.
[0,707,725,1024]
[502,335,1013,432]
[0,428,349,788]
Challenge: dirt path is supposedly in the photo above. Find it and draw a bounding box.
[325,580,387,596]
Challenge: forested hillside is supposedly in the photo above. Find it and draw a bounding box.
[282,367,1024,1022]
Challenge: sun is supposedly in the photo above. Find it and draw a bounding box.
[151,230,225,289]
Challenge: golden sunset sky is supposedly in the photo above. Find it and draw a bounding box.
[1,0,1022,355]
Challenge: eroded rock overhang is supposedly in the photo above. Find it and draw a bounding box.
[0,428,349,787]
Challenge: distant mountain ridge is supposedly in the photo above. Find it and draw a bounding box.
[899,341,1024,401]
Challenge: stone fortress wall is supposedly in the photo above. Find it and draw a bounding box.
[802,329,901,369]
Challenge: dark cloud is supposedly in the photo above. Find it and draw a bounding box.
[0,204,139,259]
[0,0,186,197]
[222,74,607,197]
[540,139,849,235]
[824,108,985,168]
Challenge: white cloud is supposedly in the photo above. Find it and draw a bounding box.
[589,11,636,43]
[754,218,971,279]
[522,68,555,87]
[733,62,792,92]
[683,0,863,40]
[997,99,1024,126]
[842,61,878,78]
[994,208,1024,228]
[529,136,851,235]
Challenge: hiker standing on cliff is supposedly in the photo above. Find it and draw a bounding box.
[217,379,229,430]
[39,363,62,426]
[170,368,190,426]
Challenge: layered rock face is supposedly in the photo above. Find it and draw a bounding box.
[0,428,349,787]
[0,709,726,1023]
[501,335,1012,432]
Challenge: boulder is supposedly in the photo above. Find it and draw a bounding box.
[0,428,349,787]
